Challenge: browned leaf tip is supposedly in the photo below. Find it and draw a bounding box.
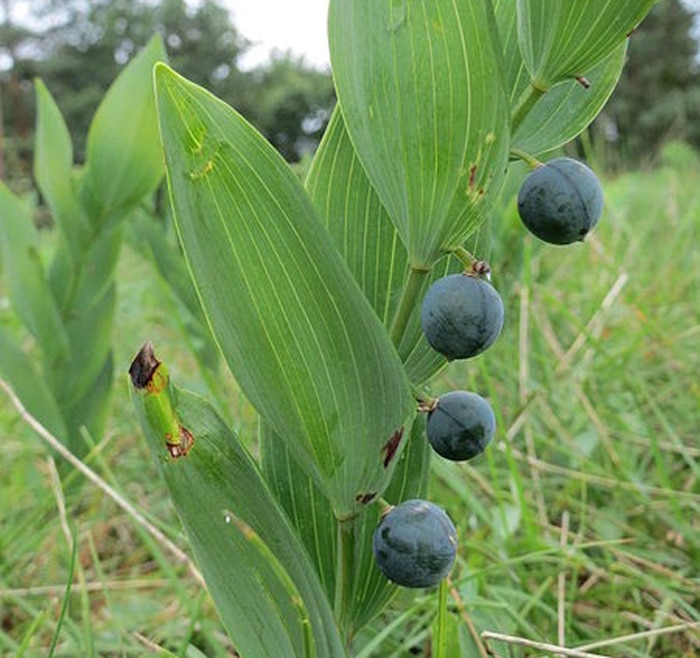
[381,426,405,468]
[129,342,159,389]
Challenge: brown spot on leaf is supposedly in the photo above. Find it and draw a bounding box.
[468,164,478,189]
[355,492,378,505]
[381,426,404,468]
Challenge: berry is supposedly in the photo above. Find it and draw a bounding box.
[372,499,457,588]
[427,391,495,461]
[517,157,603,245]
[420,273,504,360]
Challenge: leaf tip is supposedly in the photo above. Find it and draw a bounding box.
[153,61,176,88]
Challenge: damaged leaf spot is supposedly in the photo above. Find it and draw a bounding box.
[381,426,405,468]
[189,159,215,180]
[355,491,378,505]
[166,425,195,459]
[188,140,222,181]
[468,164,478,189]
[129,342,195,459]
[129,342,159,389]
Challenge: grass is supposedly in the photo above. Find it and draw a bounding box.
[1,143,699,656]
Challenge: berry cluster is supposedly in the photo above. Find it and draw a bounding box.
[373,264,504,588]
[373,156,603,589]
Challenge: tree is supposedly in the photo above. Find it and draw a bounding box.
[11,0,249,160]
[594,0,700,167]
[1,0,335,166]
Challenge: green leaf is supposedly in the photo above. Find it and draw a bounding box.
[0,326,67,442]
[328,0,510,267]
[0,182,69,363]
[62,351,114,455]
[71,226,124,309]
[129,347,347,658]
[511,43,627,156]
[86,35,166,214]
[155,64,415,516]
[47,234,77,312]
[306,107,461,385]
[516,0,656,88]
[440,610,469,657]
[493,0,628,154]
[492,0,530,106]
[260,420,337,604]
[260,414,431,634]
[58,284,116,409]
[347,415,431,631]
[306,108,406,328]
[33,80,91,259]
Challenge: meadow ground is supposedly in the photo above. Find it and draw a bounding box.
[1,144,699,657]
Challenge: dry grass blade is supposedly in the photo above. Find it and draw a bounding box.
[0,378,204,588]
[575,621,700,652]
[481,630,612,657]
[0,579,171,598]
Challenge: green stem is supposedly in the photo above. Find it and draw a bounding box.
[389,266,430,348]
[510,147,543,170]
[433,578,449,658]
[334,516,357,646]
[510,81,546,133]
[451,245,478,271]
[48,529,77,658]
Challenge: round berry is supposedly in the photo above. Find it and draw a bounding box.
[517,157,603,245]
[372,499,457,588]
[427,391,495,461]
[421,273,504,360]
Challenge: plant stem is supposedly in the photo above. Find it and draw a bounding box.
[451,245,478,271]
[334,516,357,645]
[510,147,542,170]
[433,578,449,658]
[389,266,430,348]
[510,81,546,133]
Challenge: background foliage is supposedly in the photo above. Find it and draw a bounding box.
[0,0,335,176]
[2,142,698,656]
[0,0,699,655]
[591,0,700,167]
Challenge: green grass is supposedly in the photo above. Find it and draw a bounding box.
[1,144,699,656]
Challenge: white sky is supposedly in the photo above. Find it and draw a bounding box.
[1,0,332,71]
[222,0,331,70]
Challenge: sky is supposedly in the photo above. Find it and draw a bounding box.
[0,0,332,71]
[223,0,331,70]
